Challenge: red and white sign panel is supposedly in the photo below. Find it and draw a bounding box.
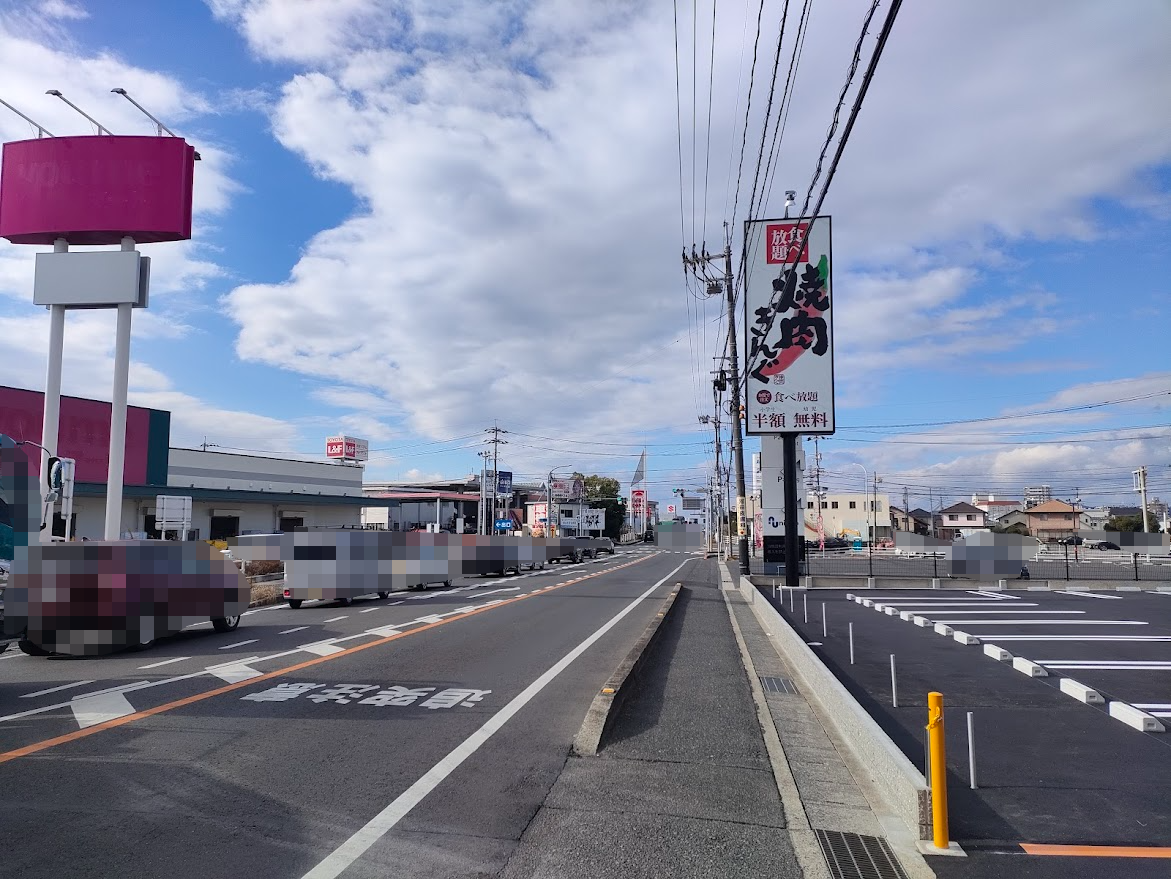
[630,489,647,517]
[325,435,369,461]
[744,215,834,435]
[667,504,676,515]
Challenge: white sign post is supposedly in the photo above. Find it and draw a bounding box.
[743,216,834,435]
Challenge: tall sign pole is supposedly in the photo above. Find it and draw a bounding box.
[744,215,835,590]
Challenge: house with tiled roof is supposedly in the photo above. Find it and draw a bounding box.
[939,502,988,540]
[1026,500,1080,542]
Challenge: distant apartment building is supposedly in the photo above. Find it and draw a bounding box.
[1023,485,1053,508]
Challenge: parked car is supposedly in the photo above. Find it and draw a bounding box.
[1058,535,1084,546]
[594,538,616,555]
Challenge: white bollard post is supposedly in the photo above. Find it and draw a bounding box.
[890,654,898,707]
[789,587,795,612]
[822,603,827,638]
[967,711,978,789]
[849,622,855,664]
[803,592,808,623]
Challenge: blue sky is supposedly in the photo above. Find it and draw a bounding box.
[0,0,1169,514]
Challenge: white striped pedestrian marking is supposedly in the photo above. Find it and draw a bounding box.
[137,656,190,669]
[20,680,95,699]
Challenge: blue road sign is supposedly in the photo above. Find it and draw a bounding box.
[495,518,514,531]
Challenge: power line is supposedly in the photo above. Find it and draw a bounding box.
[729,0,767,232]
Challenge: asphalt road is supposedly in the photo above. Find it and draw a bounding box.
[768,585,1171,879]
[0,547,701,879]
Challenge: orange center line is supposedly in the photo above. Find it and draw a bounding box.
[0,554,655,766]
[1021,844,1171,859]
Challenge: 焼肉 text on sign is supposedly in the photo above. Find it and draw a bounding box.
[743,215,834,435]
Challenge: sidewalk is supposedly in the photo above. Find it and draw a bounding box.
[501,558,935,879]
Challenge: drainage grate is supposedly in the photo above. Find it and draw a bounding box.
[815,830,909,879]
[759,675,798,695]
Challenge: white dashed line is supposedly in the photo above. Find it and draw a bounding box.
[322,616,348,623]
[20,680,96,698]
[137,656,190,669]
[278,626,309,635]
[218,639,260,650]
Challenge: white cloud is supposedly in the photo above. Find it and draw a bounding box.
[211,0,1171,453]
[40,0,87,21]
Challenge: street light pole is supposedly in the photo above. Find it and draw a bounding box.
[849,462,869,546]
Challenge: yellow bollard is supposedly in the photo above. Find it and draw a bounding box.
[927,691,949,849]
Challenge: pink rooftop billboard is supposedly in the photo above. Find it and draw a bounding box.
[0,135,195,245]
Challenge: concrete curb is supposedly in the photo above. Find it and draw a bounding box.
[571,583,682,757]
[739,575,932,841]
[749,575,1171,590]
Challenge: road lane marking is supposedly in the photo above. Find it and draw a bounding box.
[300,640,346,657]
[208,662,265,683]
[20,680,95,699]
[322,616,348,623]
[1040,662,1171,670]
[137,657,190,669]
[0,552,658,764]
[299,557,691,879]
[1059,590,1123,599]
[905,609,1082,615]
[219,639,260,649]
[969,590,1017,599]
[279,627,309,635]
[1021,844,1171,858]
[71,691,136,729]
[360,608,379,613]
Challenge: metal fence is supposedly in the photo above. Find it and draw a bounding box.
[749,546,1171,582]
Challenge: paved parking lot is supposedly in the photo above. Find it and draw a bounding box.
[765,585,1171,879]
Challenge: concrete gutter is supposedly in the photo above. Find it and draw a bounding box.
[572,582,682,757]
[738,574,932,840]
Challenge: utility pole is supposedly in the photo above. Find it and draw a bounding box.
[485,423,508,534]
[903,485,910,533]
[684,225,750,573]
[1134,466,1151,532]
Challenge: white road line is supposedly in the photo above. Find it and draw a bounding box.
[71,691,136,729]
[299,558,690,879]
[218,639,260,649]
[208,662,264,683]
[930,619,1147,626]
[278,626,310,635]
[137,656,190,669]
[904,609,1082,615]
[322,616,348,623]
[300,641,345,657]
[1134,703,1171,709]
[360,608,380,613]
[969,590,1017,600]
[866,600,1038,607]
[1058,591,1123,599]
[20,680,95,699]
[971,635,1171,642]
[366,625,402,638]
[388,600,405,606]
[1040,662,1171,670]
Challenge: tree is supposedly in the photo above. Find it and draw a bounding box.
[1106,514,1148,533]
[992,523,1030,537]
[575,473,626,539]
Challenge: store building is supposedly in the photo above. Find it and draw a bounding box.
[0,385,393,540]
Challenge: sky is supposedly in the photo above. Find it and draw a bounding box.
[0,0,1169,515]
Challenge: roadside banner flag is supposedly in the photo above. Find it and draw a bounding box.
[631,450,646,485]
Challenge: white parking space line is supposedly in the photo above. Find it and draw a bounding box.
[969,590,1017,599]
[322,616,348,623]
[218,639,260,649]
[909,609,1083,615]
[931,619,1148,626]
[20,680,95,699]
[1040,662,1171,670]
[972,635,1171,642]
[299,558,690,879]
[1058,590,1123,599]
[137,656,190,669]
[867,601,1039,607]
[278,626,309,635]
